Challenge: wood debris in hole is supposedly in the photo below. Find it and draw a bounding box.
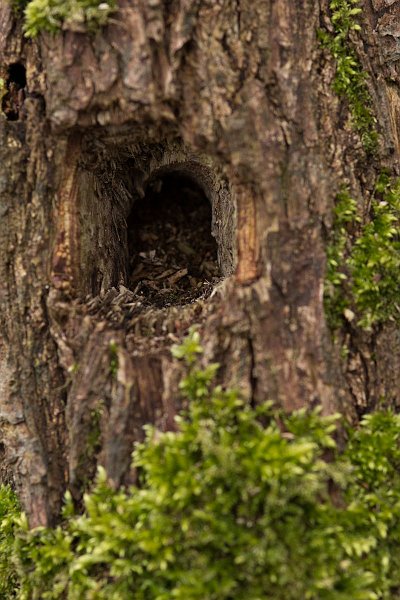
[127,174,221,308]
[84,284,211,346]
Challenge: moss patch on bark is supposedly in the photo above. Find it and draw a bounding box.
[319,0,378,153]
[325,174,400,330]
[10,0,116,37]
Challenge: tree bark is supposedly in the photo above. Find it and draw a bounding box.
[0,0,399,526]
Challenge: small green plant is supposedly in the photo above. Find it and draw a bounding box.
[2,332,400,598]
[325,175,400,330]
[109,340,118,378]
[319,0,378,152]
[15,0,116,38]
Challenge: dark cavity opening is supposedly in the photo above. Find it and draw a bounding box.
[2,63,26,121]
[127,173,221,308]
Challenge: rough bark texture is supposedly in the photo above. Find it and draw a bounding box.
[0,0,399,526]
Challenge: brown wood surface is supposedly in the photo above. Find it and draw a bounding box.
[0,0,399,526]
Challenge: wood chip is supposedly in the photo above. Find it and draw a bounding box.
[168,268,188,285]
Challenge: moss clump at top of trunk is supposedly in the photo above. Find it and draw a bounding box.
[9,0,116,37]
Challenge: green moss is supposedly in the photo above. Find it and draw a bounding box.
[350,175,400,328]
[2,332,400,598]
[0,78,6,104]
[12,0,116,37]
[325,189,359,329]
[8,0,29,12]
[87,404,103,456]
[325,174,400,330]
[319,0,378,153]
[109,340,118,378]
[0,486,20,598]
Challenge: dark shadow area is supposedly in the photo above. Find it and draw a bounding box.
[1,62,26,121]
[127,173,221,308]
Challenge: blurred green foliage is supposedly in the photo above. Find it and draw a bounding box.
[2,330,400,598]
[0,486,20,598]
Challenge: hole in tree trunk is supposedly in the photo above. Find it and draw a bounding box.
[1,63,26,121]
[73,137,235,321]
[127,172,221,308]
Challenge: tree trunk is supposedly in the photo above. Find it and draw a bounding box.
[0,0,399,527]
